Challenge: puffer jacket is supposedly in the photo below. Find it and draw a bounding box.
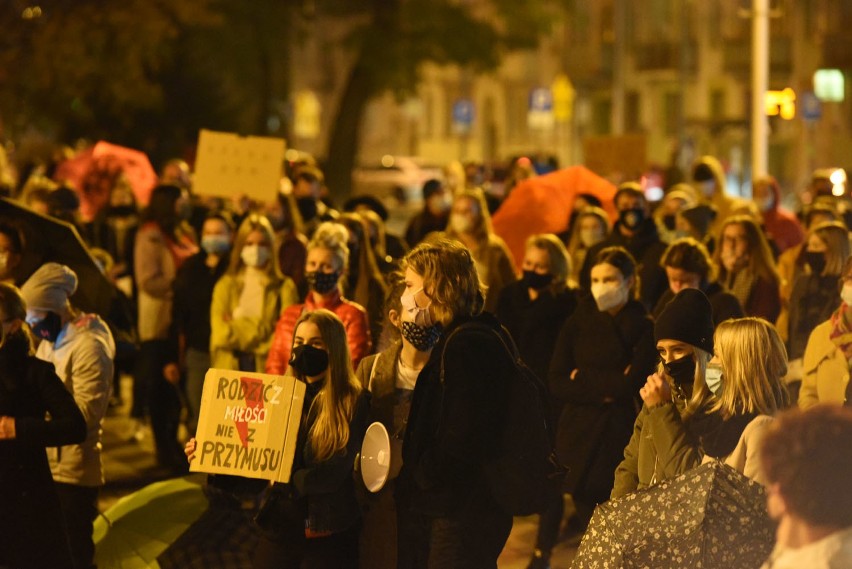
[265,290,371,375]
[800,318,851,408]
[38,313,115,486]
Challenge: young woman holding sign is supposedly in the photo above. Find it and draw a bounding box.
[186,308,369,569]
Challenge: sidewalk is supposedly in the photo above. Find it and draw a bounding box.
[99,376,578,567]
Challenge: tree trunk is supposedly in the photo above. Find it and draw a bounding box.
[323,0,398,204]
[323,57,376,203]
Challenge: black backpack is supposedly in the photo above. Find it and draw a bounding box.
[440,322,566,516]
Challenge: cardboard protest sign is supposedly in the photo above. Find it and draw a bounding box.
[193,129,286,201]
[191,369,305,483]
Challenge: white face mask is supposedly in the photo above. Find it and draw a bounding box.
[580,229,604,249]
[241,244,270,268]
[449,214,473,234]
[705,362,724,394]
[841,284,852,307]
[591,281,628,312]
[400,287,434,326]
[700,180,715,198]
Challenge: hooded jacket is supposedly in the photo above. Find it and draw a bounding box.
[37,313,116,486]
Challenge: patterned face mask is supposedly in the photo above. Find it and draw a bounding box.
[401,321,442,352]
[400,286,441,351]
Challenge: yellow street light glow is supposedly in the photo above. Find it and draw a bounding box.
[765,88,796,120]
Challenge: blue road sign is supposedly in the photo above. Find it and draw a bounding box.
[801,91,822,122]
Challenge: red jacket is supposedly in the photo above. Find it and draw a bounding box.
[265,290,372,375]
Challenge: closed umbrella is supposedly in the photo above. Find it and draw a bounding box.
[571,461,775,569]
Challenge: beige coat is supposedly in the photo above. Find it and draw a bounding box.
[700,414,773,486]
[800,319,851,408]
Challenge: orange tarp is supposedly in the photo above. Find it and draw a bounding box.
[492,166,618,270]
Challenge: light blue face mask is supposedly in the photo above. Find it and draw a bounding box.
[705,363,724,395]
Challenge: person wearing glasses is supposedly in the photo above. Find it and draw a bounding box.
[800,255,852,408]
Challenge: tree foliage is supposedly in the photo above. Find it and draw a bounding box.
[1,0,566,188]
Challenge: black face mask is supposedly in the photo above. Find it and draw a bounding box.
[401,321,443,352]
[30,311,63,343]
[305,270,340,294]
[289,344,330,377]
[296,197,318,222]
[805,251,826,275]
[522,270,553,291]
[619,207,645,230]
[108,205,138,218]
[662,355,696,388]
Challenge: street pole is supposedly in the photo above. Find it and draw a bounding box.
[751,0,769,179]
[612,0,626,135]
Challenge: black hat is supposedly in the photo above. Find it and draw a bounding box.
[342,194,389,221]
[654,288,714,354]
[680,204,717,236]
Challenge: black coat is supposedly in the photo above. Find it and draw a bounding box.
[171,251,229,354]
[548,297,656,504]
[788,272,840,360]
[397,312,513,517]
[579,219,669,311]
[0,337,86,569]
[291,386,370,534]
[496,283,578,382]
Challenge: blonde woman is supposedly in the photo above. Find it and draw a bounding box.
[441,188,517,313]
[266,222,371,374]
[566,206,610,287]
[714,215,781,322]
[688,317,790,483]
[210,214,299,373]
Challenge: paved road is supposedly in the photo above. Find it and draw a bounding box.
[100,374,579,567]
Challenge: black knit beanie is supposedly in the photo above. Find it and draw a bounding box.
[654,288,714,354]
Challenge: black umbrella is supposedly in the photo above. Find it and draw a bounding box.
[572,461,775,568]
[0,198,115,316]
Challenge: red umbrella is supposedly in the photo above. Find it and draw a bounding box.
[54,141,158,221]
[492,166,618,270]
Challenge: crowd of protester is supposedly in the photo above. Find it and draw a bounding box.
[1,146,852,569]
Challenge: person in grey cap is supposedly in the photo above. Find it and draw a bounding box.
[21,262,115,569]
[611,287,715,499]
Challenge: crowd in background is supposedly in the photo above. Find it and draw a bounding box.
[2,145,852,569]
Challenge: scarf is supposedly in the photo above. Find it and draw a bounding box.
[689,408,758,459]
[829,304,852,363]
[725,268,756,311]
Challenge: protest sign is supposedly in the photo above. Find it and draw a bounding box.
[191,369,305,483]
[193,129,286,201]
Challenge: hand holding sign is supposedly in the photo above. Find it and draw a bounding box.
[190,369,305,483]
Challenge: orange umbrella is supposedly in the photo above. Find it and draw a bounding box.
[492,166,618,270]
[54,141,158,221]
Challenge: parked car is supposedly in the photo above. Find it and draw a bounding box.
[351,155,443,204]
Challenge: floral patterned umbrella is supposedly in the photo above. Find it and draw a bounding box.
[572,461,775,569]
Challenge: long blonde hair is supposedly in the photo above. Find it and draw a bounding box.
[710,317,789,418]
[714,216,779,285]
[228,214,282,279]
[292,309,362,461]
